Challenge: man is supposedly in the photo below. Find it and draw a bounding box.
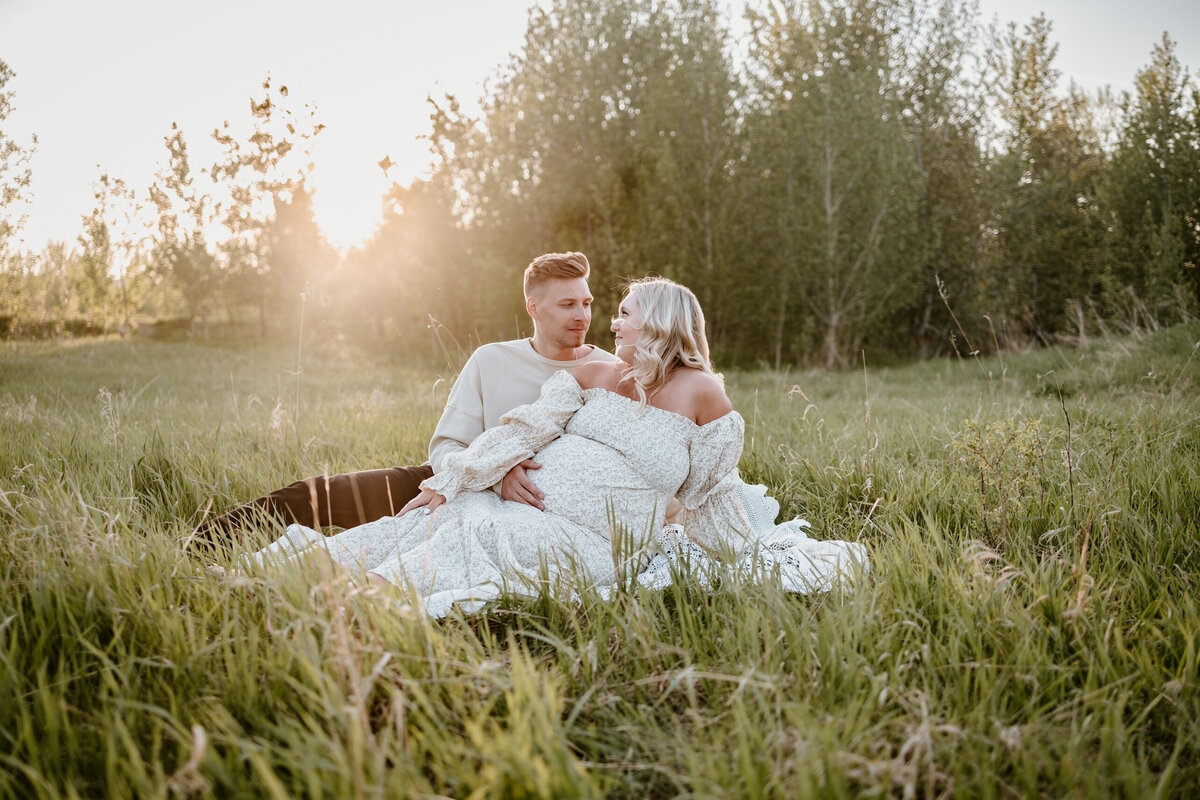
[198,252,618,542]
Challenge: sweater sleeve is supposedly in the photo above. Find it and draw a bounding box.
[428,354,485,473]
[421,370,584,502]
[676,412,753,554]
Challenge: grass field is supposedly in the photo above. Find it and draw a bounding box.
[1,324,1198,798]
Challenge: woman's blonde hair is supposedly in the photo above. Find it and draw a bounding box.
[619,277,720,404]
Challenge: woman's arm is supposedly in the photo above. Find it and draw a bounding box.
[411,370,584,509]
[675,412,752,554]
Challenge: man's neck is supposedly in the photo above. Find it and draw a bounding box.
[530,336,586,362]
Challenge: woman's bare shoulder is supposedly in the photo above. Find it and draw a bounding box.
[571,360,618,391]
[670,369,733,425]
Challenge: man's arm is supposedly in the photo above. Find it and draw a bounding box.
[499,459,544,509]
[427,349,545,509]
[428,356,485,472]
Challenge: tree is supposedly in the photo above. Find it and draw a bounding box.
[35,241,76,333]
[263,181,336,339]
[889,0,991,356]
[744,0,923,367]
[0,248,32,335]
[339,174,469,352]
[429,0,695,329]
[72,173,149,337]
[210,76,324,336]
[1102,34,1200,318]
[0,58,36,333]
[623,0,742,327]
[982,14,1106,339]
[73,177,119,336]
[149,123,217,336]
[0,58,34,266]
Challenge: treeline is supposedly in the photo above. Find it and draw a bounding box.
[2,0,1198,367]
[0,74,334,343]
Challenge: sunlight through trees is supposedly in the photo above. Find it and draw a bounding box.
[1,1,1197,365]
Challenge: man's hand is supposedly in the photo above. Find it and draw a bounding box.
[399,487,447,516]
[501,460,545,510]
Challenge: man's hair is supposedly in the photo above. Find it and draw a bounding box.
[523,252,590,297]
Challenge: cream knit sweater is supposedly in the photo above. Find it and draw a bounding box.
[428,338,618,473]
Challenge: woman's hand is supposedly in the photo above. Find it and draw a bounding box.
[399,487,447,516]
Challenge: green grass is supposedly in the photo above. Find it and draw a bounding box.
[1,325,1198,798]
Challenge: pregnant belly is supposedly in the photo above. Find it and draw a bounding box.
[528,435,668,536]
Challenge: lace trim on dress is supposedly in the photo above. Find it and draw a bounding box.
[595,482,868,601]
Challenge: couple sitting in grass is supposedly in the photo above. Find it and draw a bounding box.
[203,253,864,615]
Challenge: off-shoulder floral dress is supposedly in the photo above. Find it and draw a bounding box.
[241,370,750,612]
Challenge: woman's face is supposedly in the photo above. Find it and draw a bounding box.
[611,291,644,363]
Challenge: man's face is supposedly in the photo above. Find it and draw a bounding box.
[528,277,593,350]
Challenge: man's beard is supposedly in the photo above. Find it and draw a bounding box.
[556,329,587,349]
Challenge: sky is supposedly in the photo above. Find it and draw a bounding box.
[2,0,1198,253]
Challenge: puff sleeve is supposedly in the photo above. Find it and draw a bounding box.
[676,412,754,554]
[421,370,584,503]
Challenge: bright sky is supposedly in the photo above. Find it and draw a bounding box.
[2,0,1198,253]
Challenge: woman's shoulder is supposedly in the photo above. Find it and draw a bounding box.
[571,360,620,391]
[668,369,732,426]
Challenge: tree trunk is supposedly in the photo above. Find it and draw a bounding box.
[774,271,789,372]
[822,128,840,369]
[823,310,840,370]
[776,170,796,372]
[702,195,714,310]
